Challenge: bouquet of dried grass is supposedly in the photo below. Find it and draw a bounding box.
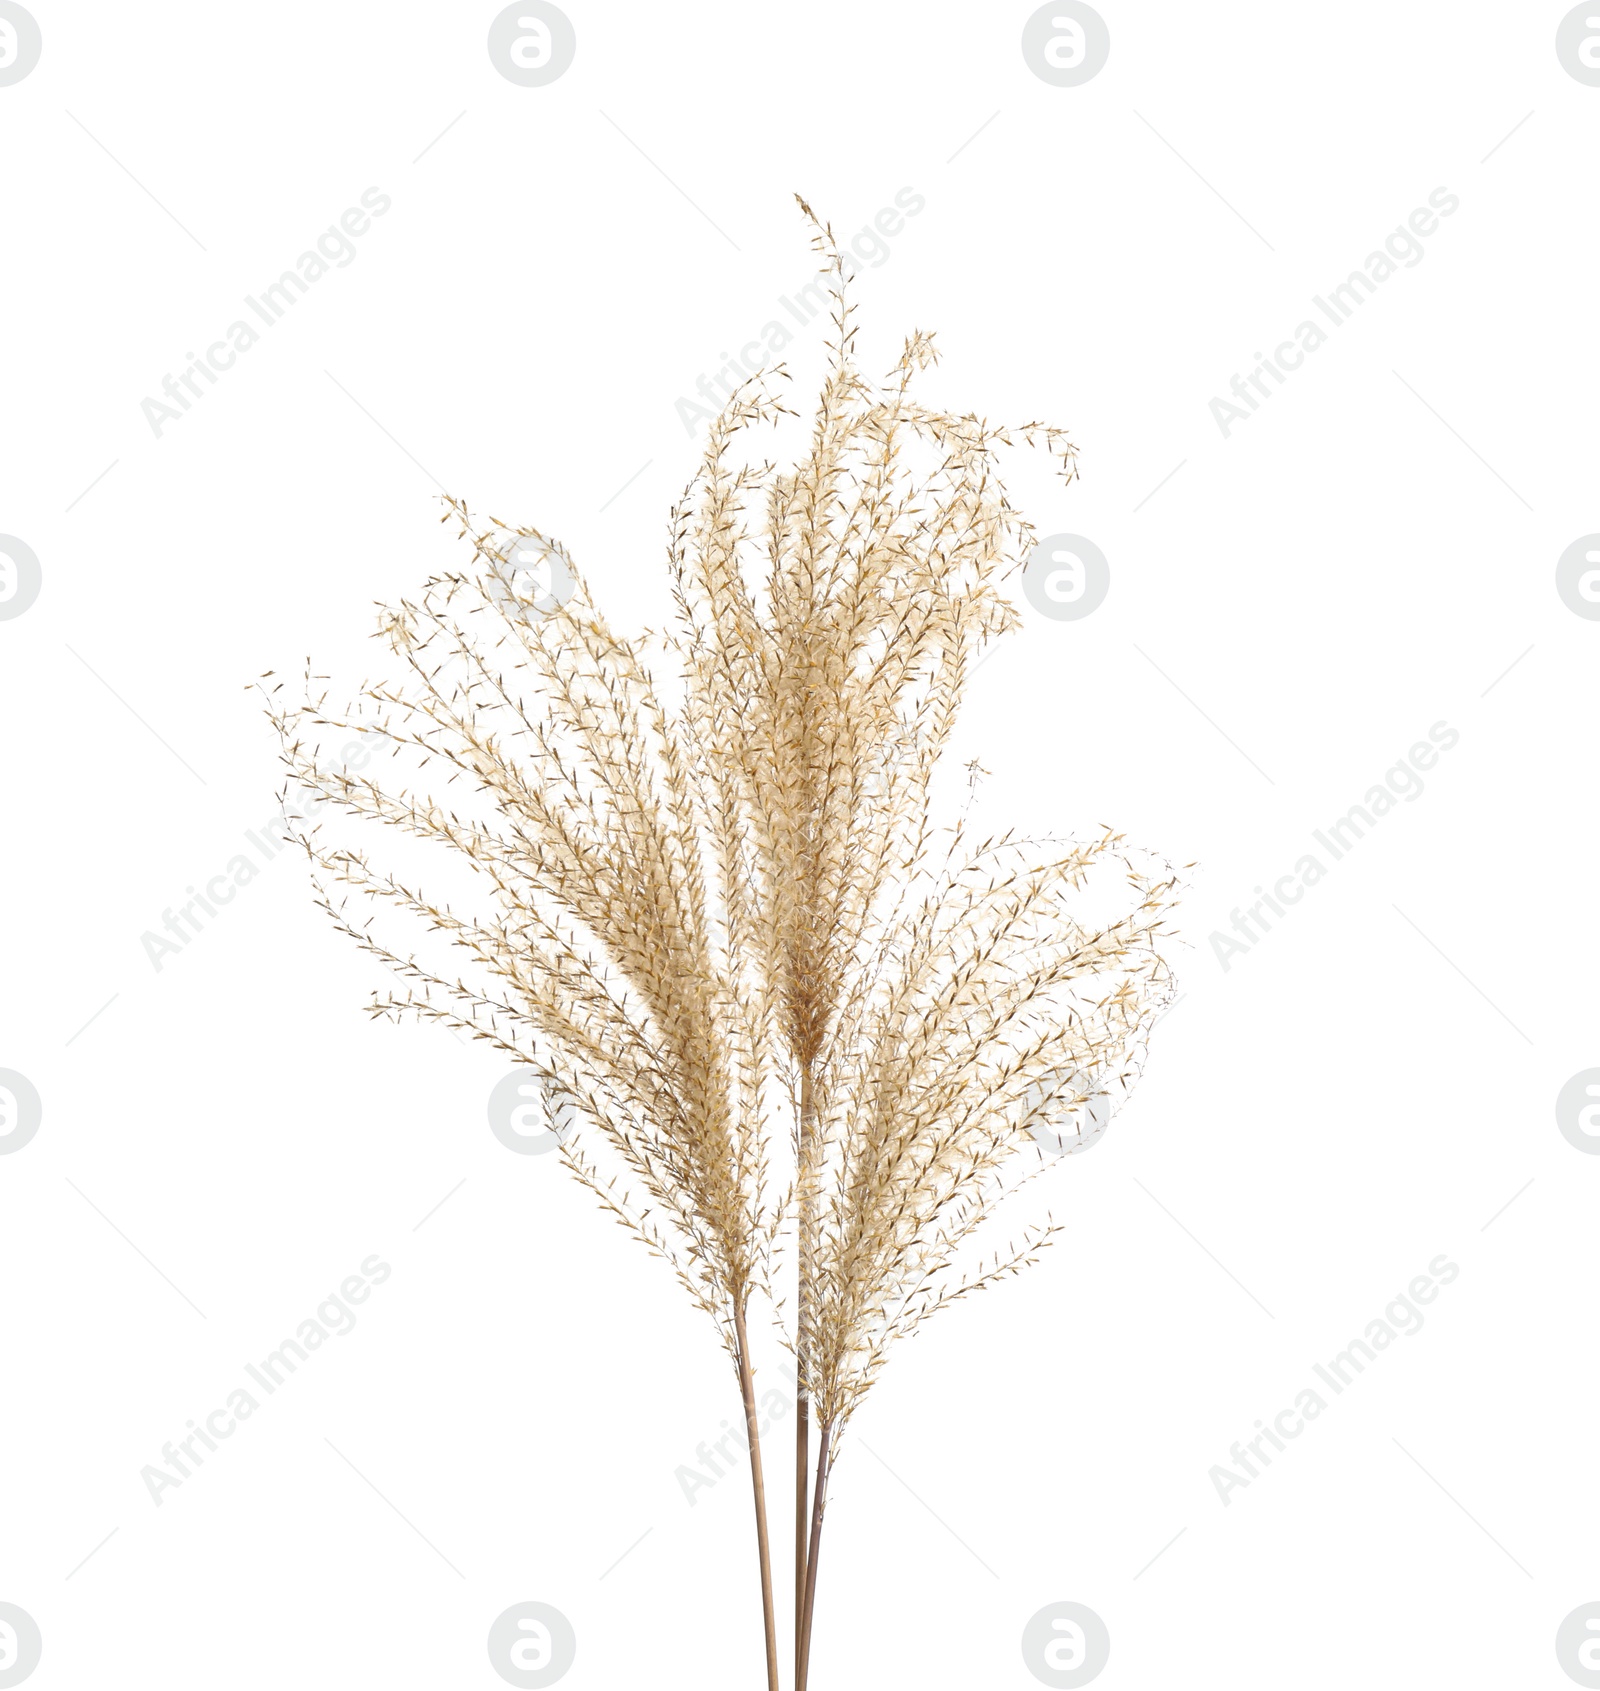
[268,202,1180,1689]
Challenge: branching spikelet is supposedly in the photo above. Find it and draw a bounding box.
[265,202,1177,1470]
[266,530,784,1362]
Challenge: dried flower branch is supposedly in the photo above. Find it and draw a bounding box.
[267,198,1180,1689]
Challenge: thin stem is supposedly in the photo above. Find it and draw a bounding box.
[795,1382,809,1675]
[795,1069,815,1674]
[733,1302,781,1691]
[796,1418,834,1691]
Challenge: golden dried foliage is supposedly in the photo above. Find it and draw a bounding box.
[266,202,1181,1446]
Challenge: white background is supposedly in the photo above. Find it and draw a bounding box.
[2,3,1597,1687]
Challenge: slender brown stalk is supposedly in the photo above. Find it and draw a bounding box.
[734,1302,780,1691]
[796,1418,834,1691]
[794,1384,808,1674]
[795,1068,815,1673]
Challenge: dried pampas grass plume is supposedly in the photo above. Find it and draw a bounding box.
[265,196,1180,1691]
